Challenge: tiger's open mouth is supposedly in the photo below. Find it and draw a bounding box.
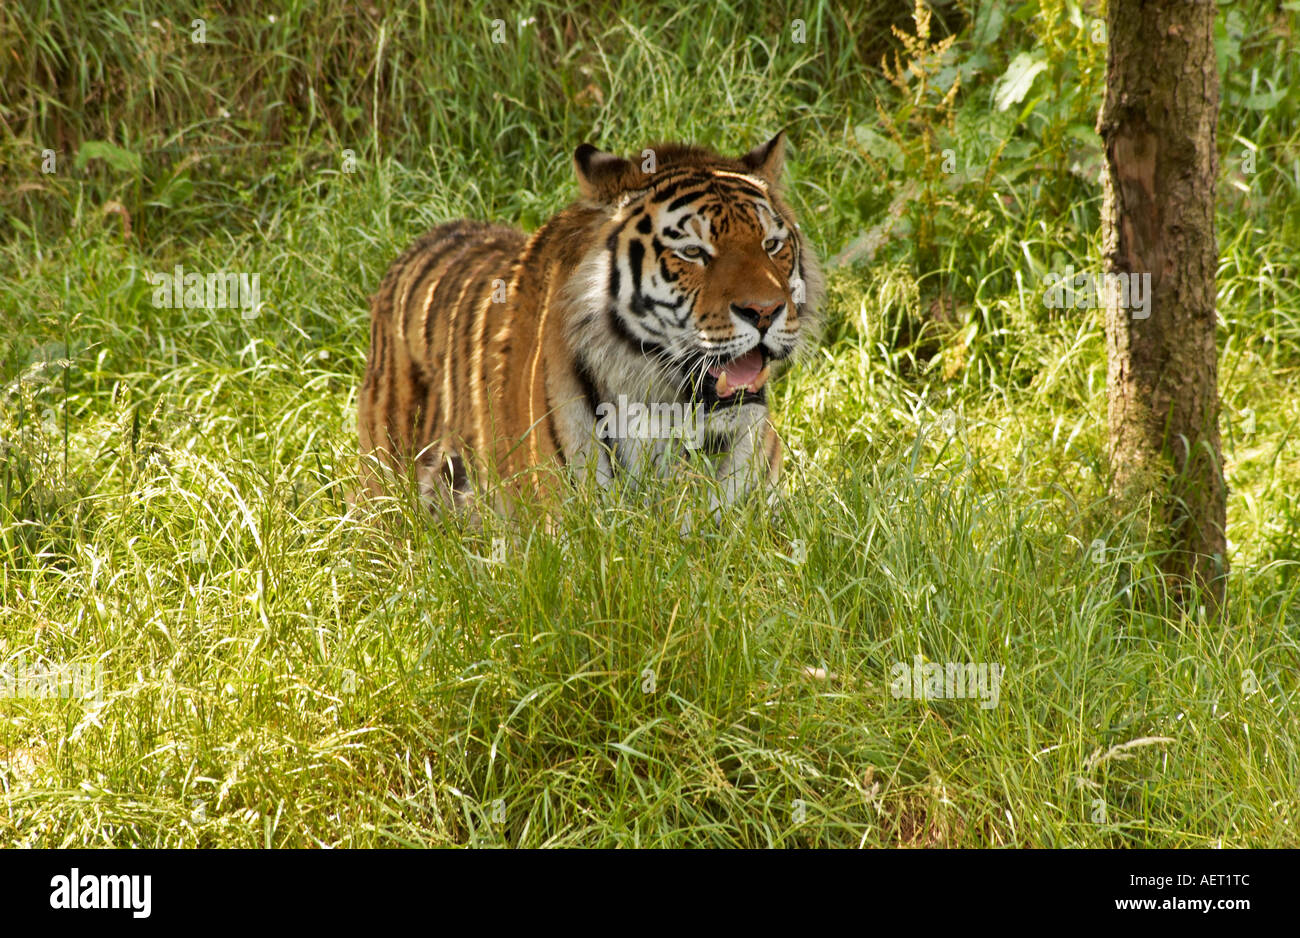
[697,348,771,406]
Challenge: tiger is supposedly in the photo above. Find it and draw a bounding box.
[356,133,824,519]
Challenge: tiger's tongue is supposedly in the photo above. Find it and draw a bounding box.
[708,350,764,397]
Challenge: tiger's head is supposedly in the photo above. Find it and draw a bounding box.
[567,134,823,411]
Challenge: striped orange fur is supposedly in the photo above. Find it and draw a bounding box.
[357,134,823,516]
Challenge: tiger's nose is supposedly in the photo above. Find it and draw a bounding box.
[731,300,785,333]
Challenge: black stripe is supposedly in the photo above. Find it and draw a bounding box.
[672,299,694,328]
[627,239,645,300]
[456,247,504,432]
[574,355,603,411]
[637,169,701,202]
[371,317,385,375]
[664,175,768,215]
[604,210,638,252]
[424,239,480,353]
[718,178,769,201]
[411,235,479,349]
[646,171,716,206]
[608,305,667,351]
[666,186,712,214]
[401,227,476,303]
[647,294,685,310]
[544,392,564,467]
[442,453,469,493]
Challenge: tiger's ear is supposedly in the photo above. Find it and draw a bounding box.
[739,132,786,185]
[574,144,633,201]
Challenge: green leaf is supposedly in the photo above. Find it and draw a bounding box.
[148,171,193,209]
[1066,123,1099,145]
[74,140,142,174]
[993,53,1047,113]
[971,3,1004,47]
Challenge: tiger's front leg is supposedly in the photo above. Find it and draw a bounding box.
[708,405,782,523]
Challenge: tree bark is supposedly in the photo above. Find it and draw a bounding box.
[1098,0,1226,612]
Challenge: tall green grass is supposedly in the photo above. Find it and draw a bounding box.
[1,0,1297,846]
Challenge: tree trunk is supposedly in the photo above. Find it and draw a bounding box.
[1098,0,1226,612]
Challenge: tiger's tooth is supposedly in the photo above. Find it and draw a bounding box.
[716,372,730,396]
[750,366,771,391]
